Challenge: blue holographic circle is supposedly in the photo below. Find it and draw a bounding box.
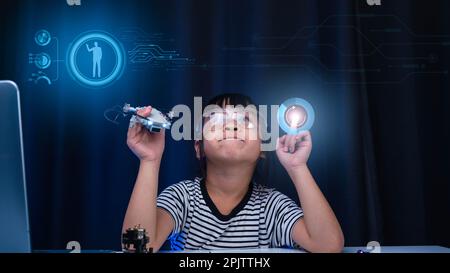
[34,53,52,69]
[67,31,125,88]
[35,30,51,46]
[278,98,315,135]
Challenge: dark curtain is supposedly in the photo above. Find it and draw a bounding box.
[0,0,448,250]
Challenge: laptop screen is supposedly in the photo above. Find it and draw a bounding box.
[0,81,31,253]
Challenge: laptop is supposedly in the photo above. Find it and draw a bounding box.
[0,80,31,253]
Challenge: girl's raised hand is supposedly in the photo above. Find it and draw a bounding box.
[127,106,166,163]
[276,131,312,171]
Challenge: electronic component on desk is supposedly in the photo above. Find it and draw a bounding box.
[123,103,173,133]
[122,225,152,253]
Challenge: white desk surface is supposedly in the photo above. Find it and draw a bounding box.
[161,245,450,253]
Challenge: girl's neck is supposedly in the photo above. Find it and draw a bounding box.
[205,160,255,199]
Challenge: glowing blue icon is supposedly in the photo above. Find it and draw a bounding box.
[67,31,126,88]
[35,30,51,46]
[86,41,103,78]
[34,53,52,69]
[278,98,315,135]
[30,71,52,85]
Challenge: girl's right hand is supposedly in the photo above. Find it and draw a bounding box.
[127,106,166,163]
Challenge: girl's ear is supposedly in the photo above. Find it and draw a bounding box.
[194,140,202,159]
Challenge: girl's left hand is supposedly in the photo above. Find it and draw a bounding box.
[276,131,312,171]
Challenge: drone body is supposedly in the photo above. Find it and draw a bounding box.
[123,103,172,133]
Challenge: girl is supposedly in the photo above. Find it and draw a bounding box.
[123,93,344,252]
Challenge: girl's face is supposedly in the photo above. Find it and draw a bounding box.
[196,105,262,166]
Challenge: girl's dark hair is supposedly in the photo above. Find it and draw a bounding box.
[196,93,269,185]
[206,93,254,109]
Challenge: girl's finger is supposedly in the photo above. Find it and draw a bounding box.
[279,135,287,145]
[295,130,310,141]
[287,135,297,153]
[128,122,142,140]
[282,135,292,153]
[283,135,292,152]
[277,135,287,150]
[127,120,138,138]
[297,131,312,150]
[137,106,153,118]
[302,131,312,143]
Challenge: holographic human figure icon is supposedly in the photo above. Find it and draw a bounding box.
[86,41,103,78]
[68,31,125,88]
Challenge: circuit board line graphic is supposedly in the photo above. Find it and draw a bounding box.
[52,37,60,82]
[251,54,383,72]
[161,63,447,85]
[121,27,194,69]
[310,42,449,58]
[223,14,450,51]
[128,44,191,64]
[228,25,441,61]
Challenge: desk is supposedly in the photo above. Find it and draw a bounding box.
[34,245,450,253]
[161,245,450,253]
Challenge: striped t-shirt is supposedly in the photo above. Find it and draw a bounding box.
[156,177,304,250]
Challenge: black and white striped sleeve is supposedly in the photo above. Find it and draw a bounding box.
[156,182,188,237]
[267,191,304,248]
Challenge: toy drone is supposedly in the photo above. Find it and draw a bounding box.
[123,103,173,133]
[104,103,174,133]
